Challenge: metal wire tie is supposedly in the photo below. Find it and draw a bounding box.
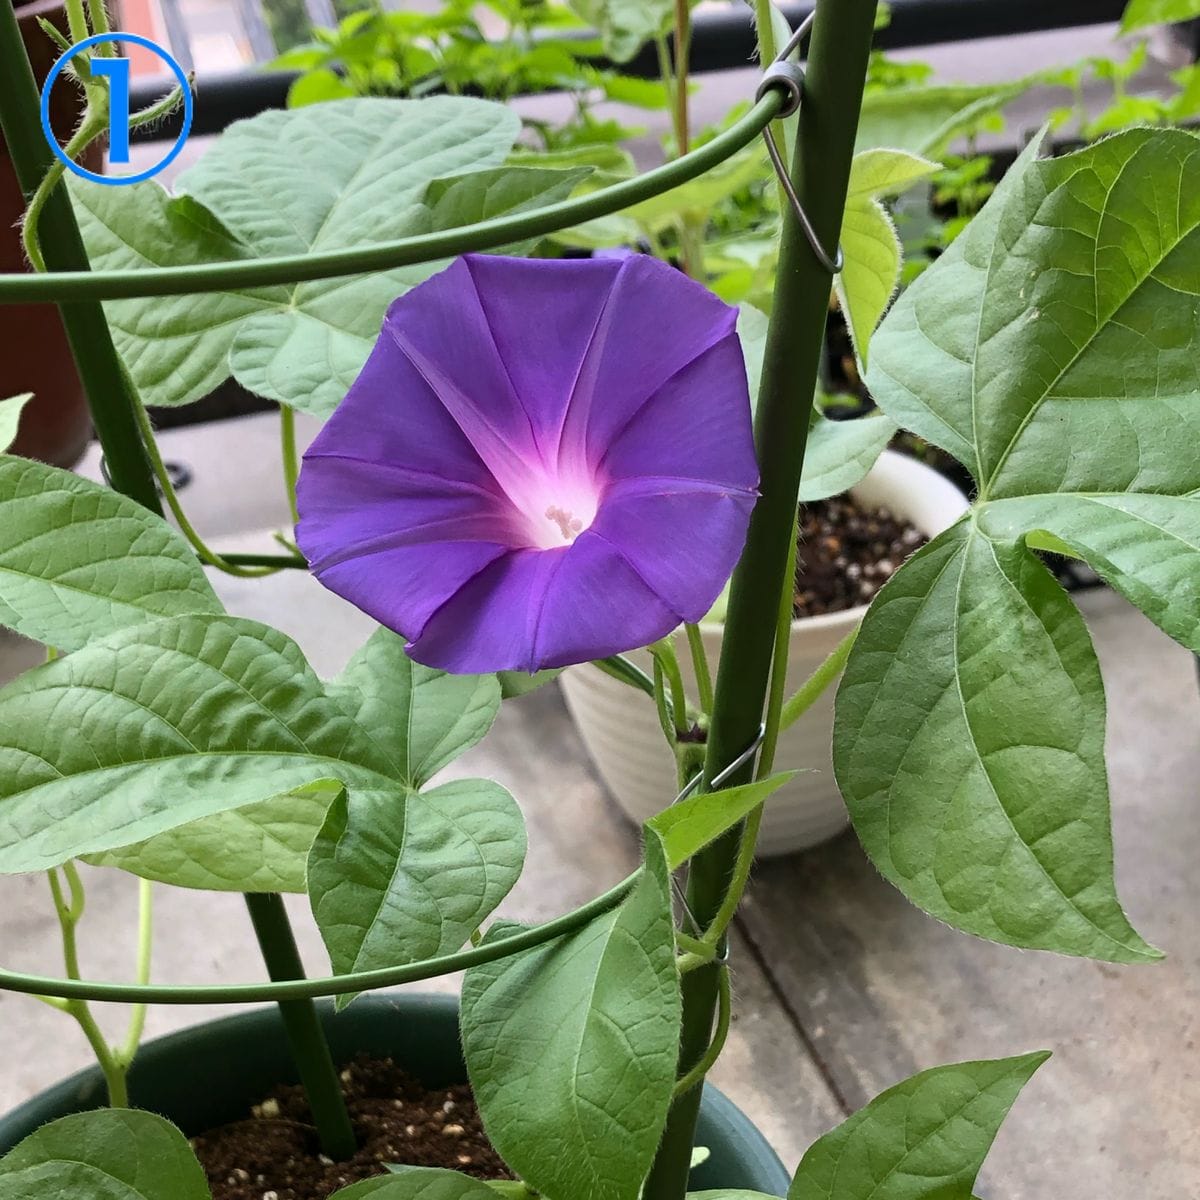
[755,12,845,275]
[669,723,767,954]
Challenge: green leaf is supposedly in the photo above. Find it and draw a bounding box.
[867,132,1049,483]
[787,1053,1049,1200]
[598,72,671,109]
[1121,0,1200,33]
[92,629,505,899]
[288,66,358,106]
[0,614,409,873]
[0,394,32,453]
[0,1110,209,1199]
[72,98,555,416]
[689,1195,775,1200]
[980,493,1200,653]
[0,455,222,651]
[89,779,341,893]
[737,306,895,504]
[625,143,766,232]
[482,1183,538,1199]
[838,129,1200,962]
[834,522,1158,963]
[422,166,592,251]
[309,778,525,1007]
[857,83,1025,157]
[327,628,501,788]
[184,98,524,418]
[647,773,793,870]
[67,182,290,413]
[838,150,940,367]
[331,1168,499,1199]
[567,0,672,62]
[497,668,563,699]
[461,836,680,1200]
[798,413,896,504]
[870,128,1200,637]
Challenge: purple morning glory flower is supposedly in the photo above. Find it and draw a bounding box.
[296,253,758,674]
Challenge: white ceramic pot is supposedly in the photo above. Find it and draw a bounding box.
[560,449,971,856]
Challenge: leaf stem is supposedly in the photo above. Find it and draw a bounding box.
[671,966,730,1097]
[115,878,153,1067]
[651,654,677,745]
[46,866,130,1107]
[684,623,714,715]
[21,111,107,273]
[779,625,857,731]
[280,405,301,527]
[592,654,656,699]
[671,0,692,158]
[650,637,690,738]
[130,395,281,578]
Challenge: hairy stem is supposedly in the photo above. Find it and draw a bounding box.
[21,111,107,272]
[779,625,857,730]
[651,637,690,738]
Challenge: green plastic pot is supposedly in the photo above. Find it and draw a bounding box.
[0,992,790,1195]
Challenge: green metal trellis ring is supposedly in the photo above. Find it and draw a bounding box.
[0,92,783,305]
[0,873,638,1005]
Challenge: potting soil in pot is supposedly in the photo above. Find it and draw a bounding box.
[192,1055,513,1200]
[794,494,927,616]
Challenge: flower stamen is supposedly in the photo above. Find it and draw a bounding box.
[545,504,585,542]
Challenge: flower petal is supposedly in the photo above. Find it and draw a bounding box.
[600,333,758,489]
[303,314,498,492]
[557,255,739,473]
[590,476,756,620]
[407,535,679,673]
[383,257,587,494]
[314,536,509,643]
[451,254,624,463]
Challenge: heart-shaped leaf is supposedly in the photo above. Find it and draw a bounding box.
[834,524,1158,963]
[0,1110,209,1200]
[328,627,501,788]
[309,778,525,1007]
[72,99,585,417]
[837,128,1200,961]
[461,835,680,1200]
[0,454,222,651]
